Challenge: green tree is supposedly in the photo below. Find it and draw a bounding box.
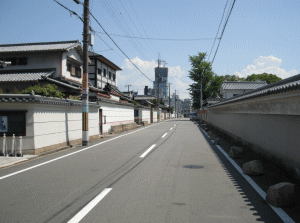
[22,84,65,98]
[188,52,223,109]
[170,106,174,114]
[245,73,282,84]
[221,74,245,82]
[150,99,164,107]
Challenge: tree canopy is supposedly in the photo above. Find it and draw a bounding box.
[188,52,223,109]
[245,73,282,84]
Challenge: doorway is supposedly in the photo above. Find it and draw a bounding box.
[99,109,103,135]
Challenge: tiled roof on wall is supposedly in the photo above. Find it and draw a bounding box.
[0,40,81,53]
[222,81,267,90]
[0,69,55,82]
[210,74,300,108]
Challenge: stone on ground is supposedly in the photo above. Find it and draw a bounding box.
[266,182,295,207]
[243,160,264,175]
[214,138,220,145]
[229,146,243,159]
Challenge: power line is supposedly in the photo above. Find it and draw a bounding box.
[89,10,153,81]
[211,0,236,64]
[95,31,218,41]
[53,0,153,82]
[208,0,229,61]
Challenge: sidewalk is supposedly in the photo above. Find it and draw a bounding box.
[0,155,38,169]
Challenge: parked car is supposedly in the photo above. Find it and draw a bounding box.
[190,112,197,121]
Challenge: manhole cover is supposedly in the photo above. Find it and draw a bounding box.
[182,165,203,169]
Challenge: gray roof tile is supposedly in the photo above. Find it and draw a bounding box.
[0,69,55,82]
[222,81,267,90]
[0,40,80,53]
[210,74,300,108]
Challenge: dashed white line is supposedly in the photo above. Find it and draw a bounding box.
[68,188,112,223]
[170,127,173,130]
[161,133,167,138]
[140,144,156,158]
[0,122,162,181]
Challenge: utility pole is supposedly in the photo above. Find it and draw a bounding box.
[175,90,177,118]
[82,0,90,146]
[125,85,131,92]
[168,83,172,118]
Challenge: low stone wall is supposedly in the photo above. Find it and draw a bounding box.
[111,122,137,133]
[141,121,148,126]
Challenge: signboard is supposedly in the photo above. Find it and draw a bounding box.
[82,73,88,93]
[0,111,26,136]
[0,116,8,132]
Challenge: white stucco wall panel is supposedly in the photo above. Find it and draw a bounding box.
[100,103,134,134]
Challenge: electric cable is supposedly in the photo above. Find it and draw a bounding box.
[211,0,236,64]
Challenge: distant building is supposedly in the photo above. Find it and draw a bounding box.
[182,99,192,117]
[153,66,168,99]
[220,81,267,99]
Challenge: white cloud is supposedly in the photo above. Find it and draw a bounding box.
[234,55,298,79]
[118,57,191,99]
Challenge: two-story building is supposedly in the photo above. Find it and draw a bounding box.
[88,52,121,89]
[0,40,86,95]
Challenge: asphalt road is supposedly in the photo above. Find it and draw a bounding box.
[0,118,287,222]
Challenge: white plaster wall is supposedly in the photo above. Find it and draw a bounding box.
[33,104,98,149]
[100,102,134,134]
[1,51,61,76]
[62,48,83,83]
[141,108,151,122]
[153,111,158,123]
[0,102,99,152]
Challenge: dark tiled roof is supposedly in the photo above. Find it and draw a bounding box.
[0,94,98,107]
[134,96,156,100]
[0,40,81,53]
[89,51,122,71]
[222,81,267,90]
[0,69,55,82]
[210,74,300,108]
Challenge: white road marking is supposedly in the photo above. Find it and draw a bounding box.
[68,188,112,223]
[170,127,173,130]
[0,122,162,181]
[199,128,295,223]
[140,144,156,158]
[161,133,167,138]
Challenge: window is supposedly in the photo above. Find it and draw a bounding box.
[113,74,116,81]
[97,68,101,74]
[0,111,26,136]
[18,57,27,65]
[71,66,76,77]
[109,71,111,79]
[103,69,106,77]
[75,66,81,78]
[67,63,72,72]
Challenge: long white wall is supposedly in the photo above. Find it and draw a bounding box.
[100,102,134,134]
[0,102,99,153]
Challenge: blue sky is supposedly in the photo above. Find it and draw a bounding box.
[1,0,299,99]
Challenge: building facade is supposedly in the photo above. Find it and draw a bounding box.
[88,52,122,89]
[153,67,168,99]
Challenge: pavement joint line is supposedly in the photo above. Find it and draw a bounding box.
[161,133,167,138]
[67,188,112,223]
[140,144,156,158]
[199,127,295,223]
[0,121,165,181]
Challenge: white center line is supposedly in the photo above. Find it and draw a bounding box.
[68,188,112,223]
[140,144,156,158]
[170,127,173,130]
[161,133,167,138]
